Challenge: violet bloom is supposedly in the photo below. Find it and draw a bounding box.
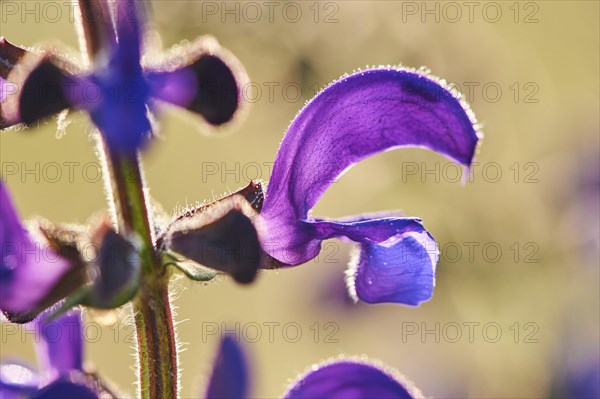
[258,68,480,306]
[0,0,245,153]
[0,309,102,398]
[1,181,136,322]
[205,336,423,399]
[557,359,600,399]
[0,181,80,322]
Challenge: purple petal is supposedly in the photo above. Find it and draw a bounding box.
[147,68,197,110]
[0,40,82,129]
[0,362,39,399]
[560,358,600,399]
[283,360,422,399]
[68,0,150,153]
[260,68,479,264]
[114,0,143,70]
[147,37,246,126]
[309,217,438,305]
[71,72,151,154]
[348,222,438,305]
[205,336,248,399]
[1,56,72,129]
[82,225,141,308]
[32,377,98,399]
[258,215,438,305]
[0,182,73,317]
[165,194,261,284]
[35,309,83,378]
[18,59,71,125]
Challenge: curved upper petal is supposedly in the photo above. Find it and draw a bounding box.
[35,309,83,378]
[283,360,423,399]
[0,181,74,318]
[260,68,479,263]
[205,336,248,399]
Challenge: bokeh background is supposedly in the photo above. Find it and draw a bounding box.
[1,1,599,398]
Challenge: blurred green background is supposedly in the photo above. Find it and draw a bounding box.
[1,1,598,398]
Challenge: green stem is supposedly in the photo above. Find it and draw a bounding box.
[107,150,158,273]
[132,270,178,399]
[109,150,178,399]
[76,2,178,398]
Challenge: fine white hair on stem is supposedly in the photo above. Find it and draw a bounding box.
[92,129,118,230]
[168,278,183,396]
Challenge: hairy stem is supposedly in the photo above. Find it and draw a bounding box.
[76,1,178,398]
[132,268,178,399]
[109,150,178,399]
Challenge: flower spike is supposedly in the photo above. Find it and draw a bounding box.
[0,5,248,153]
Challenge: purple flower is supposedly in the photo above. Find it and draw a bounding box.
[259,68,480,306]
[1,181,146,320]
[0,309,101,399]
[205,336,422,399]
[0,1,246,153]
[283,361,421,399]
[0,181,79,322]
[559,359,600,399]
[205,336,249,399]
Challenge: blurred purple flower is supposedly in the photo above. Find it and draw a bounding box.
[553,358,600,399]
[205,336,249,399]
[572,147,600,264]
[205,336,422,399]
[0,0,245,153]
[0,181,77,321]
[0,309,100,399]
[259,68,480,306]
[283,361,421,399]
